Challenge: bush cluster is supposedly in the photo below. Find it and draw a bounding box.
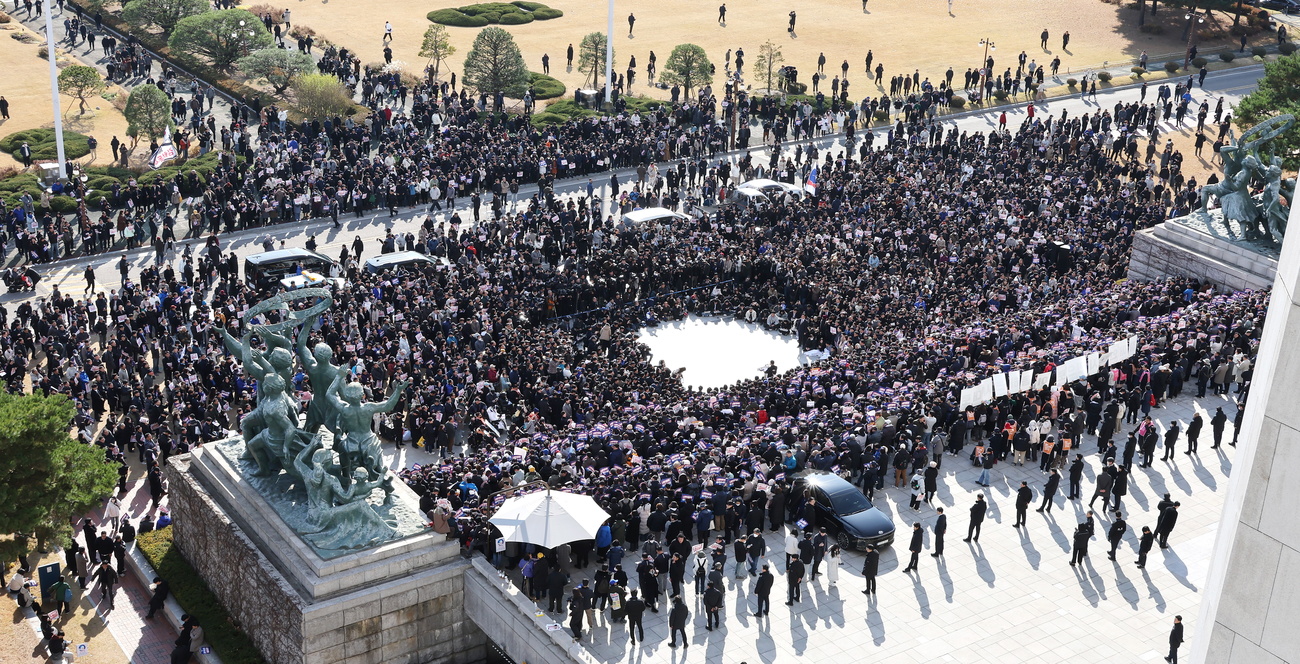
[0,129,92,161]
[428,1,562,27]
[529,72,565,99]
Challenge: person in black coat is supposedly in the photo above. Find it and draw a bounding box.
[785,557,805,604]
[1156,502,1180,548]
[1136,526,1155,569]
[1111,466,1130,511]
[931,509,946,557]
[1061,451,1082,496]
[1167,615,1184,663]
[746,529,766,576]
[1210,407,1228,448]
[1037,469,1061,513]
[1070,525,1089,566]
[703,581,723,629]
[923,462,939,503]
[1013,482,1033,527]
[568,588,586,641]
[902,523,923,573]
[625,590,646,643]
[753,564,774,615]
[963,495,987,542]
[797,533,814,565]
[1185,413,1203,452]
[668,595,689,648]
[1162,421,1181,460]
[637,553,660,610]
[1107,514,1128,560]
[1089,469,1114,512]
[860,545,879,595]
[548,568,569,613]
[145,578,170,619]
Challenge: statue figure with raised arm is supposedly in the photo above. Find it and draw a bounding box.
[296,307,345,436]
[325,374,409,500]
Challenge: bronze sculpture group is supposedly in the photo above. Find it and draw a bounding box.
[221,288,409,550]
[1198,114,1296,245]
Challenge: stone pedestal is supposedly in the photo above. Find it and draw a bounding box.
[165,446,486,664]
[1128,218,1279,291]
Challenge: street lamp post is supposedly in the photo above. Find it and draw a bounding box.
[42,0,67,180]
[1183,10,1205,69]
[978,38,996,101]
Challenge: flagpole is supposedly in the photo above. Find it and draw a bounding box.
[43,0,67,180]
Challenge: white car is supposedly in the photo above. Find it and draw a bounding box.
[619,207,690,227]
[736,178,808,200]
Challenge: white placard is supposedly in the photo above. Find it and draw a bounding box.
[1085,352,1102,377]
[1034,372,1052,389]
[1063,356,1088,382]
[991,373,1009,398]
[1019,370,1034,393]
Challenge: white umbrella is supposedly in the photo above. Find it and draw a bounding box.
[489,489,610,549]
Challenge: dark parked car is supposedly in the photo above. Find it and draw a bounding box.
[1257,0,1298,14]
[791,471,896,550]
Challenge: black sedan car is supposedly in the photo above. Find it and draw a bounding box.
[1257,0,1298,14]
[791,472,896,550]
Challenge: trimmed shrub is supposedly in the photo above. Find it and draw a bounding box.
[498,11,533,24]
[1164,61,1181,72]
[948,95,966,108]
[991,89,1009,100]
[0,128,92,161]
[138,528,267,664]
[1191,56,1209,67]
[873,109,889,121]
[1251,46,1268,57]
[529,71,565,99]
[622,95,662,114]
[1096,71,1113,82]
[1131,66,1147,76]
[542,100,597,119]
[1220,52,1236,62]
[1280,41,1298,55]
[530,112,567,126]
[1066,77,1078,87]
[427,9,489,26]
[428,2,559,25]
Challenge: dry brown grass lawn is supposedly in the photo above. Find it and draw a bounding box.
[270,0,1260,104]
[0,19,131,171]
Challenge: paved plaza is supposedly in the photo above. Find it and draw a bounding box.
[486,390,1237,664]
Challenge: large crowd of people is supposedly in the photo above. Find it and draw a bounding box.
[0,8,1264,651]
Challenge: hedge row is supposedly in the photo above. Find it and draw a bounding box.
[137,527,267,664]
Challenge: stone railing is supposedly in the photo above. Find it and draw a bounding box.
[463,556,597,664]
